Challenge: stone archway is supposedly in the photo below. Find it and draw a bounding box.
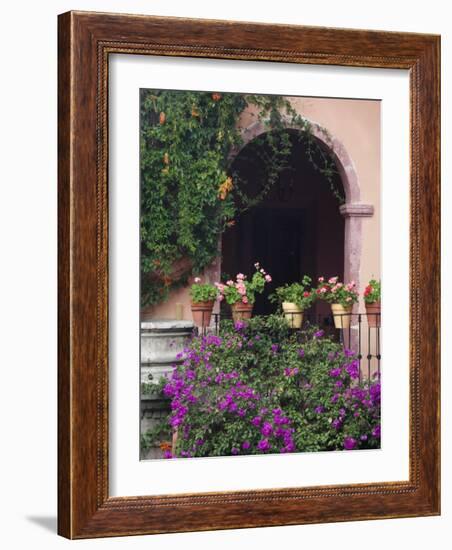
[236,117,374,297]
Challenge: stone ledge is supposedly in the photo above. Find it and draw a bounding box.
[141,319,194,332]
[339,203,374,218]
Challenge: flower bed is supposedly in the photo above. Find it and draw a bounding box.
[144,315,380,458]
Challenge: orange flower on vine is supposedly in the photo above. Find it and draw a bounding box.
[218,176,233,200]
[159,441,172,452]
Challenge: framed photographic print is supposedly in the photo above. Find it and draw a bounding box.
[58,11,440,538]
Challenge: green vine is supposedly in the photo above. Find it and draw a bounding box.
[140,90,343,306]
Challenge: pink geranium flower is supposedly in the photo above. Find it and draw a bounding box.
[215,282,225,293]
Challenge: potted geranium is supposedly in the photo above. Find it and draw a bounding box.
[269,275,316,328]
[364,279,381,327]
[316,276,359,329]
[216,263,271,321]
[190,277,218,327]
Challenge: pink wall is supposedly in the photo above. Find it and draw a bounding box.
[286,97,381,313]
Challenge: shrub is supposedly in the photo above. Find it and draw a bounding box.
[190,278,218,303]
[316,276,359,307]
[216,263,272,306]
[364,279,381,304]
[147,315,380,458]
[269,275,316,310]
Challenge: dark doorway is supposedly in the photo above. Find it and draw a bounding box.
[222,130,345,320]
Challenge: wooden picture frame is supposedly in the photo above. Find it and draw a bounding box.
[58,10,440,539]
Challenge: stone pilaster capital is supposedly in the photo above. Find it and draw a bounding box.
[339,203,374,218]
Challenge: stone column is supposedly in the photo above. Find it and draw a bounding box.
[339,203,374,356]
[140,319,194,459]
[140,319,194,383]
[339,203,374,291]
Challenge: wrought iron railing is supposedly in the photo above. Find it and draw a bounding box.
[193,311,381,381]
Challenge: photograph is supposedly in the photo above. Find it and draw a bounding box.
[139,89,382,460]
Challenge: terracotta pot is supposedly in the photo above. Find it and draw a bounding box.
[231,302,254,322]
[365,301,381,328]
[331,303,353,329]
[282,302,304,329]
[191,300,214,327]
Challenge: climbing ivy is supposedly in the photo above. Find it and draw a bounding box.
[140,89,342,306]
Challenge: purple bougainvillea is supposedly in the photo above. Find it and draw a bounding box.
[343,436,358,450]
[147,317,381,459]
